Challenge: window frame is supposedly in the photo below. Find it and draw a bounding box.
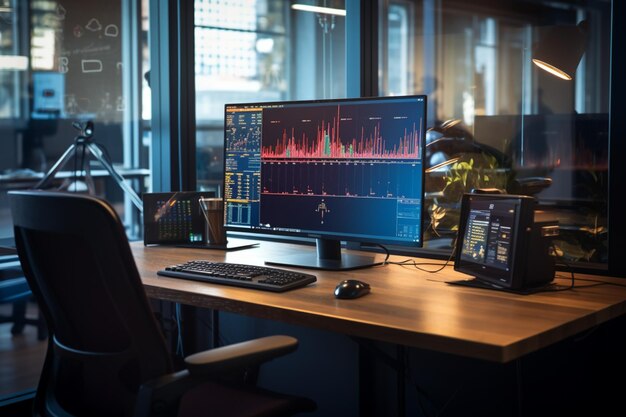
[157,0,626,277]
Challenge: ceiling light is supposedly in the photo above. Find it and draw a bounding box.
[291,4,346,16]
[0,55,29,71]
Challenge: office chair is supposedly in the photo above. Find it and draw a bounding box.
[8,190,316,417]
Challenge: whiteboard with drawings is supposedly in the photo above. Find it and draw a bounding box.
[55,0,123,123]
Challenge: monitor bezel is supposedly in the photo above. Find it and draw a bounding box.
[453,193,536,288]
[221,94,427,249]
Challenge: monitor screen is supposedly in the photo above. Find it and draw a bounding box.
[223,95,427,270]
[453,193,554,290]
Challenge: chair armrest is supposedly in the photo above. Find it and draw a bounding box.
[135,369,197,417]
[184,335,298,376]
[134,336,299,416]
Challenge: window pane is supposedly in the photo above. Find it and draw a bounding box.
[380,0,611,269]
[195,0,347,194]
[0,0,150,398]
[0,0,150,241]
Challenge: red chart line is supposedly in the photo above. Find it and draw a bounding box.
[261,106,422,160]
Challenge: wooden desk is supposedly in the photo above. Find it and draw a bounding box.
[132,240,626,363]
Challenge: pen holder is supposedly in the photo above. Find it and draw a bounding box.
[199,197,227,245]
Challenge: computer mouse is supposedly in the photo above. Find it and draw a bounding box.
[334,279,371,299]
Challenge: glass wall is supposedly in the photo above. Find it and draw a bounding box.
[194,0,347,194]
[0,0,149,401]
[379,0,611,270]
[0,0,150,241]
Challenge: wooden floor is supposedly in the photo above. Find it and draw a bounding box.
[0,303,46,398]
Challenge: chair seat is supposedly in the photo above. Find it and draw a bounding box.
[177,381,316,417]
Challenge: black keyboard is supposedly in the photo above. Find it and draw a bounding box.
[157,260,317,292]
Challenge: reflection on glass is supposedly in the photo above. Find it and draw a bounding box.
[194,0,347,194]
[0,0,151,238]
[380,0,610,268]
[0,0,150,401]
[532,20,588,81]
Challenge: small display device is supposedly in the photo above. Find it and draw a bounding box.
[451,193,556,292]
[143,191,215,245]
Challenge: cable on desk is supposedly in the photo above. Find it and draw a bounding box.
[390,258,453,273]
[375,243,391,264]
[535,242,621,292]
[550,241,626,289]
[562,276,626,288]
[387,238,457,274]
[525,242,622,293]
[373,242,453,272]
[376,239,623,293]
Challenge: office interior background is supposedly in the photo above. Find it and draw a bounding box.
[1,0,624,414]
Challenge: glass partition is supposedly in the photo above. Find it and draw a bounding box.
[0,0,150,241]
[379,0,611,270]
[0,0,149,401]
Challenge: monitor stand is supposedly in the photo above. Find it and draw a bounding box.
[265,238,382,271]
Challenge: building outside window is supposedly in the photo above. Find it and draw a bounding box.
[194,0,347,195]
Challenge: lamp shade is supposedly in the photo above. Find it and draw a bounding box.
[532,20,588,80]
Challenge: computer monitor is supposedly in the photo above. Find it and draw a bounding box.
[223,95,427,270]
[452,193,556,291]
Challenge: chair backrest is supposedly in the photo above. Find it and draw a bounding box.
[9,190,173,417]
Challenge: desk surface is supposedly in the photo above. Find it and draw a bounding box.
[132,240,626,363]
